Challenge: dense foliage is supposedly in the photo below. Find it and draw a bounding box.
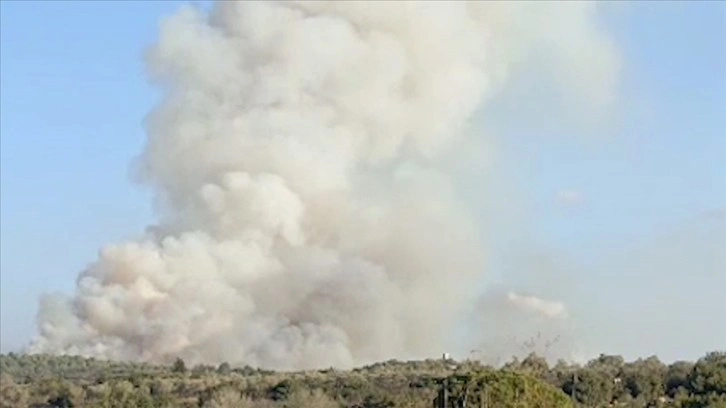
[0,351,723,407]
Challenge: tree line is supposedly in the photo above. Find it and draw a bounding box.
[0,351,724,407]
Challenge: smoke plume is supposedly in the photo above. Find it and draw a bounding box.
[30,1,620,370]
[506,292,568,320]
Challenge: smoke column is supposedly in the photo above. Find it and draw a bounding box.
[31,1,620,370]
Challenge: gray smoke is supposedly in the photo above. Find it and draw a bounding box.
[30,1,620,370]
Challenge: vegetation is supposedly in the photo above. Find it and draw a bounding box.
[0,351,723,407]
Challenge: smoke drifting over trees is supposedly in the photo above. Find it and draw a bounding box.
[30,1,622,370]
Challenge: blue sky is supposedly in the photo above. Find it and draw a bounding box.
[1,1,724,362]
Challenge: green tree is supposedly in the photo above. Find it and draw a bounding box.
[172,357,187,374]
[217,362,232,376]
[569,368,615,407]
[621,357,667,405]
[690,351,726,395]
[666,361,694,397]
[521,353,550,379]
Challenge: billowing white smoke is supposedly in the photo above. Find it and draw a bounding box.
[506,292,568,320]
[30,1,619,370]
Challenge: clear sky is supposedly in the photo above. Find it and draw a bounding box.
[1,1,724,363]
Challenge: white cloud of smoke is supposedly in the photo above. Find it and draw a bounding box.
[30,1,621,370]
[506,292,569,320]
